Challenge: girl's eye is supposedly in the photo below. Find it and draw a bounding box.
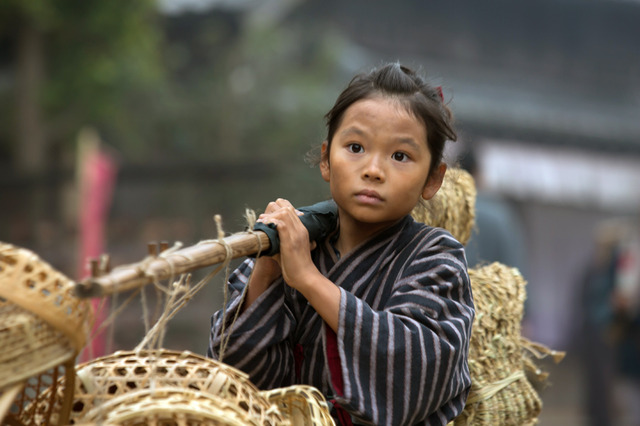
[392,152,409,162]
[347,143,363,153]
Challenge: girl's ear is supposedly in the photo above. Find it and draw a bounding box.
[320,141,330,182]
[422,163,446,200]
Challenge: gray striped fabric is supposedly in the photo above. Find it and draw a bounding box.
[208,215,474,425]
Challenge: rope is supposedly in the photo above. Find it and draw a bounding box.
[218,208,264,363]
[84,210,265,362]
[107,292,117,354]
[140,282,151,335]
[136,215,235,353]
[82,289,141,360]
[520,336,566,363]
[212,215,234,362]
[465,370,526,404]
[82,244,188,358]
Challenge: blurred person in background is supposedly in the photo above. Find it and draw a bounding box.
[609,219,640,425]
[578,221,619,426]
[578,219,640,426]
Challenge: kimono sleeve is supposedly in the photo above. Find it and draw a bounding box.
[207,258,297,389]
[333,232,475,425]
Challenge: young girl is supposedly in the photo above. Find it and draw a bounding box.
[208,63,474,425]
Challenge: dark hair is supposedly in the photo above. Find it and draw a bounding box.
[322,62,457,177]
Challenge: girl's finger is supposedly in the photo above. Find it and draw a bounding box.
[275,198,296,209]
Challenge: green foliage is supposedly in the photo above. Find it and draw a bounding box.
[0,0,164,161]
[0,0,57,30]
[43,0,164,155]
[157,15,347,165]
[1,2,350,167]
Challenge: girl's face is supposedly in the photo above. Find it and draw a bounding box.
[320,97,445,234]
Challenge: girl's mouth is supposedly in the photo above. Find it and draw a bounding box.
[355,190,383,204]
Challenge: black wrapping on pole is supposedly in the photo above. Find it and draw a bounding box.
[252,199,338,257]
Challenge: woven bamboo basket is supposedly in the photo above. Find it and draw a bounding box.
[33,349,334,425]
[262,385,336,426]
[78,387,276,425]
[451,263,548,426]
[78,385,336,425]
[0,242,93,425]
[412,167,477,245]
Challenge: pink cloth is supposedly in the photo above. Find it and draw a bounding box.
[77,146,117,360]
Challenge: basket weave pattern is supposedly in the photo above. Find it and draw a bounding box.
[46,350,288,425]
[31,349,339,425]
[0,304,73,389]
[80,387,277,425]
[1,242,93,425]
[262,385,336,426]
[0,243,93,353]
[11,362,76,426]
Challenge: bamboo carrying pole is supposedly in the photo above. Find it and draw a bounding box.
[74,199,339,299]
[74,231,270,298]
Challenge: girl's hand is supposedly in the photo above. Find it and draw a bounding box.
[257,198,318,289]
[255,198,341,332]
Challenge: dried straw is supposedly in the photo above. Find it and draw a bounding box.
[412,167,477,245]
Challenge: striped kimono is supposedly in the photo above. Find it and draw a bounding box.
[208,215,474,425]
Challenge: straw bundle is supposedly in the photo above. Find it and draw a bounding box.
[0,242,93,425]
[412,167,476,245]
[451,263,546,426]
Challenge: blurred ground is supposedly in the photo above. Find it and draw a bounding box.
[538,351,640,426]
[538,352,586,426]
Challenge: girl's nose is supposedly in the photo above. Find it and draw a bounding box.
[362,155,385,182]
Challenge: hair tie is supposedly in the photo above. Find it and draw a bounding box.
[436,86,444,102]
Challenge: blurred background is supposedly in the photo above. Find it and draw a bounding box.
[1,0,639,424]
